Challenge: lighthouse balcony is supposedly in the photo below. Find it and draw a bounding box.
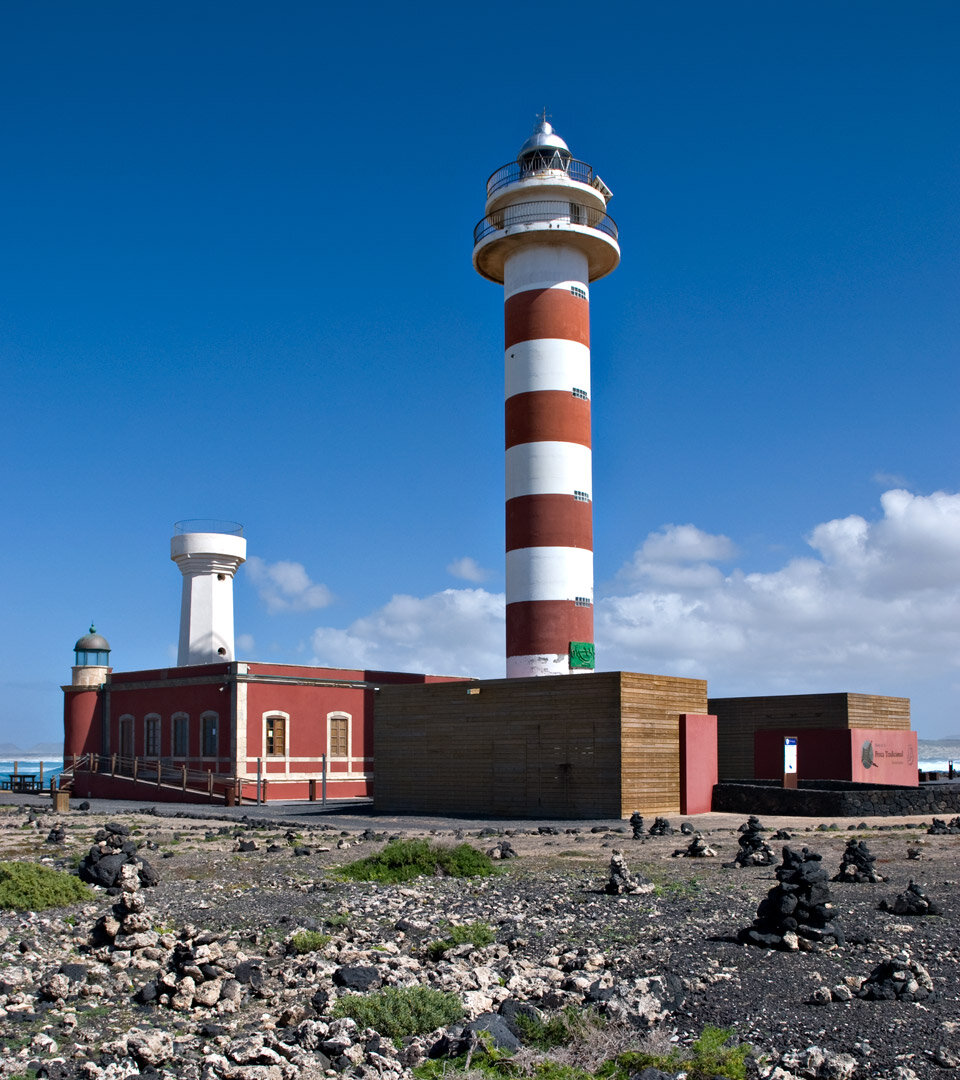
[487,157,605,198]
[474,200,618,246]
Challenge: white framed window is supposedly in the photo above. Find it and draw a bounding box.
[201,711,219,757]
[328,712,351,759]
[144,714,161,757]
[172,713,189,757]
[264,712,289,757]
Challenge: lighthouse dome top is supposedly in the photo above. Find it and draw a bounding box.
[74,625,110,653]
[517,118,570,158]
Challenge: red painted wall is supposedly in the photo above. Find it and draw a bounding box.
[63,689,102,758]
[679,713,718,814]
[755,728,919,787]
[109,680,229,763]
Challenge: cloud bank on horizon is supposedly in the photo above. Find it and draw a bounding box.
[298,489,959,722]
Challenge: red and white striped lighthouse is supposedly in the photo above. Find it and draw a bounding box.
[473,117,620,677]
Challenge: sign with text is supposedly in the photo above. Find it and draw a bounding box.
[784,737,798,774]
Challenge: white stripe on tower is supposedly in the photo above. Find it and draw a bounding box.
[503,245,593,677]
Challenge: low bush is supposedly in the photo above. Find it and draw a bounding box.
[331,985,464,1038]
[0,862,92,911]
[338,839,495,884]
[288,930,331,954]
[427,920,496,960]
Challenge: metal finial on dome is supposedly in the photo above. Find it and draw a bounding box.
[517,111,570,160]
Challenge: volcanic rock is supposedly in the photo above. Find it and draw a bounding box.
[739,846,843,950]
[604,850,654,895]
[833,838,884,882]
[879,879,942,916]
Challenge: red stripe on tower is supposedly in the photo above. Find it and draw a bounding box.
[473,116,620,677]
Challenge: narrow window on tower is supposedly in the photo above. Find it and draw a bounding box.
[570,285,587,300]
[571,387,588,400]
[573,490,591,502]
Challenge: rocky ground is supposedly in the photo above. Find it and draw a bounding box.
[1,798,958,1080]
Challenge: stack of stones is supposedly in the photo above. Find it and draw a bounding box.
[78,821,159,891]
[738,846,844,951]
[879,880,942,916]
[91,863,160,954]
[727,816,776,867]
[858,950,936,1002]
[833,838,885,883]
[604,851,654,895]
[672,834,717,858]
[629,812,644,839]
[45,823,66,845]
[928,817,960,835]
[647,817,674,837]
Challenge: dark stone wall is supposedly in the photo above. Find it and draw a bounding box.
[713,781,960,817]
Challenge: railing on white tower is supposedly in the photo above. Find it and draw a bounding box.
[473,201,618,245]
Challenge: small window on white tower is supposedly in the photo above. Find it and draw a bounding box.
[570,285,587,300]
[575,597,592,607]
[573,490,591,502]
[571,387,588,400]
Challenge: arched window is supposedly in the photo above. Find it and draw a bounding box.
[172,712,189,758]
[328,712,351,759]
[200,711,219,758]
[144,714,161,757]
[263,712,289,757]
[119,715,134,759]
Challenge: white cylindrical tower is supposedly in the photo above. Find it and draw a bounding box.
[170,520,246,666]
[473,117,620,677]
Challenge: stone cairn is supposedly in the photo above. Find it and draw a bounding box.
[927,816,960,835]
[78,821,159,891]
[726,816,776,868]
[485,839,518,860]
[672,833,717,858]
[45,823,66,845]
[879,879,942,916]
[738,846,844,951]
[647,817,674,837]
[858,949,936,1002]
[604,850,655,895]
[629,811,644,839]
[833,838,885,883]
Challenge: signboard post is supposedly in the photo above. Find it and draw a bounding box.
[783,736,798,789]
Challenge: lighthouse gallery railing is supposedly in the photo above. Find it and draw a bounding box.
[473,200,618,246]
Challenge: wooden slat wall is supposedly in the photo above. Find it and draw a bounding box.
[847,694,911,730]
[375,673,623,818]
[709,693,912,779]
[619,672,708,817]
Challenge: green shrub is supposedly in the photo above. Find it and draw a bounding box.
[604,1025,750,1080]
[331,985,464,1038]
[428,920,496,960]
[288,930,331,954]
[338,839,495,884]
[0,862,92,911]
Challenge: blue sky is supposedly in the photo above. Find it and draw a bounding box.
[2,1,958,743]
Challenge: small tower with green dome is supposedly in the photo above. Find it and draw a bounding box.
[72,624,111,687]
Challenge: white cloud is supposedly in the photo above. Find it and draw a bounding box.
[616,524,735,590]
[446,556,494,583]
[236,633,256,656]
[245,556,334,614]
[310,588,504,677]
[598,490,960,723]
